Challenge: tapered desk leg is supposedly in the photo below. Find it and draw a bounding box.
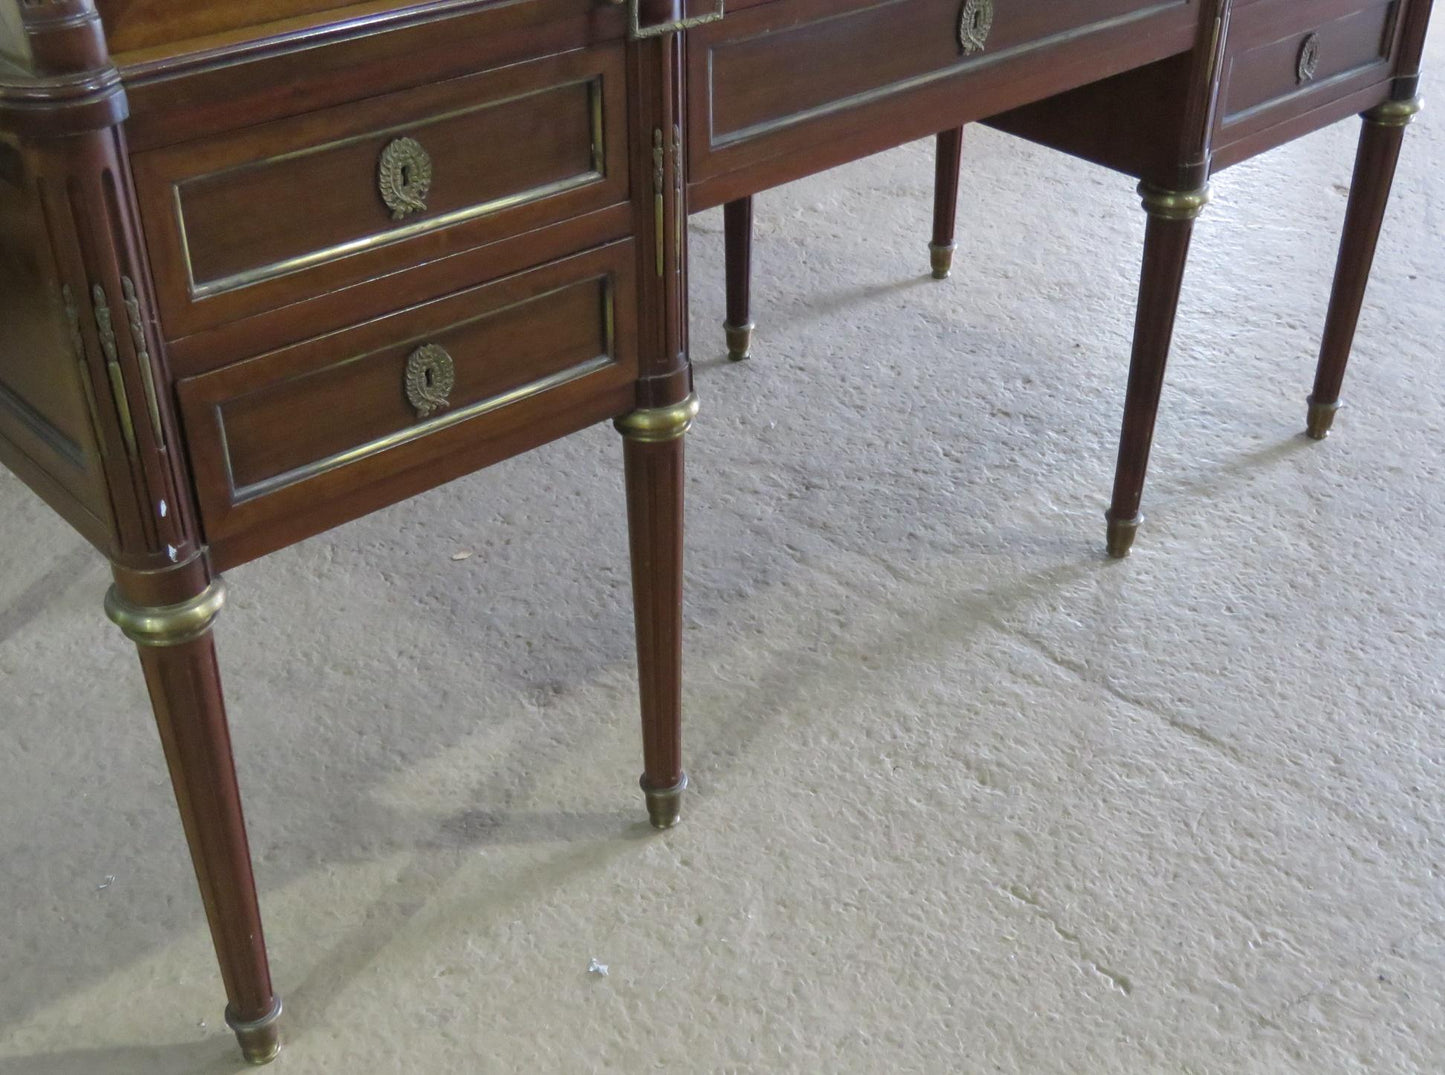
[723,197,754,362]
[1307,97,1422,440]
[931,126,965,279]
[1105,183,1211,558]
[615,395,699,828]
[105,576,282,1064]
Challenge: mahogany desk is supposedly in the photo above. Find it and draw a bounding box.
[713,0,1434,554]
[0,0,1431,1062]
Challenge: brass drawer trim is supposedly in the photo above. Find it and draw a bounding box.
[227,353,613,504]
[174,79,606,301]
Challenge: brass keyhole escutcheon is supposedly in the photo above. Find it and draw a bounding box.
[404,343,455,419]
[958,0,994,55]
[378,137,433,221]
[1297,33,1321,83]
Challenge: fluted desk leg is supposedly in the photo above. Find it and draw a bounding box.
[1307,96,1423,440]
[615,395,699,828]
[1106,183,1211,558]
[931,126,965,279]
[723,197,756,362]
[106,573,281,1064]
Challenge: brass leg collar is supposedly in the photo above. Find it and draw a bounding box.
[1105,513,1141,559]
[105,577,226,647]
[641,772,687,830]
[614,393,700,443]
[1365,96,1423,128]
[1306,396,1341,440]
[724,321,754,362]
[929,241,956,280]
[1138,183,1211,221]
[226,996,282,1066]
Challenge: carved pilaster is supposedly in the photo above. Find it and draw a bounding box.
[4,0,201,573]
[626,8,692,409]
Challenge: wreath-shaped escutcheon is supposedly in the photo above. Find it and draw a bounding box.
[959,0,994,55]
[1297,33,1321,84]
[378,137,433,221]
[404,343,455,419]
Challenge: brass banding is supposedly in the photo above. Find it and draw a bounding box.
[1365,96,1424,128]
[929,241,956,279]
[641,772,688,830]
[105,578,227,647]
[226,995,283,1066]
[613,393,700,443]
[1306,396,1342,440]
[1137,182,1211,221]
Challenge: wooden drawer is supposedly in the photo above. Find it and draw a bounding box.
[1215,0,1401,149]
[177,241,637,568]
[687,0,1197,197]
[133,43,629,341]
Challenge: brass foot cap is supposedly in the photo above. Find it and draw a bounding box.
[724,321,754,362]
[1306,397,1341,440]
[641,772,688,830]
[226,997,282,1065]
[929,241,956,280]
[1105,514,1141,559]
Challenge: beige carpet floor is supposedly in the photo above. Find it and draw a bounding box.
[3,29,1444,1075]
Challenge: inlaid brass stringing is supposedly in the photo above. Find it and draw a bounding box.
[62,284,107,460]
[403,343,455,419]
[958,0,994,55]
[121,276,165,444]
[652,128,665,276]
[92,283,137,458]
[378,137,433,220]
[673,124,683,262]
[1297,33,1321,84]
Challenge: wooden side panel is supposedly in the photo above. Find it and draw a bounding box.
[984,53,1198,183]
[0,134,114,544]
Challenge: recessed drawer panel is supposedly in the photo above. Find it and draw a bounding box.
[703,0,1187,144]
[133,44,628,341]
[177,241,637,566]
[686,0,1196,195]
[1217,0,1399,135]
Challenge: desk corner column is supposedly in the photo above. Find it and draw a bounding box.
[619,16,697,829]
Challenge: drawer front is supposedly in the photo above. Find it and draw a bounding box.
[133,44,629,341]
[1217,0,1400,139]
[178,241,637,566]
[688,0,1195,187]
